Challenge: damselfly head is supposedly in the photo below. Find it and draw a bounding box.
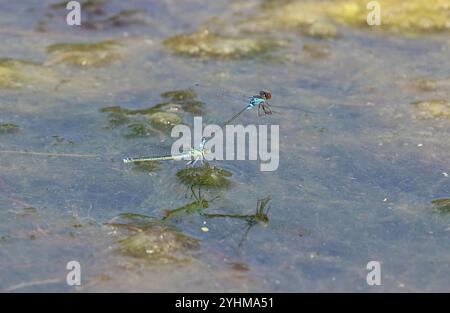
[259,91,272,100]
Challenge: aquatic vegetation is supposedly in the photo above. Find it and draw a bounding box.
[412,78,438,92]
[306,21,337,38]
[412,99,450,119]
[302,43,330,58]
[164,29,279,59]
[101,109,179,137]
[176,163,232,188]
[240,1,340,38]
[0,123,19,134]
[327,0,450,33]
[161,89,197,101]
[117,231,199,263]
[431,198,450,214]
[101,106,140,115]
[84,9,148,30]
[125,122,157,138]
[45,40,122,67]
[252,0,450,36]
[159,89,204,115]
[149,112,183,131]
[101,89,205,137]
[106,214,200,263]
[0,58,58,89]
[131,160,161,172]
[101,106,170,137]
[104,112,130,127]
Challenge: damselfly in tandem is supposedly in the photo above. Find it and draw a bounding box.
[193,83,312,127]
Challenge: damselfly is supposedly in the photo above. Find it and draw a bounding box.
[123,138,208,166]
[194,83,273,126]
[194,83,313,126]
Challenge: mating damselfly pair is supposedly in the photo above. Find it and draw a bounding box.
[122,84,299,166]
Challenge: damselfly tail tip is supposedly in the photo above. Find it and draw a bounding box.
[123,157,133,164]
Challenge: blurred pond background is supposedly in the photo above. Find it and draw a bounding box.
[1,0,450,292]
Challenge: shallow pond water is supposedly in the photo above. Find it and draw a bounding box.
[1,0,450,292]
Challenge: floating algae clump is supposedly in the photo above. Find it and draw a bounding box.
[255,0,450,35]
[106,214,200,263]
[306,21,337,38]
[176,163,232,188]
[131,160,161,173]
[125,122,158,138]
[117,231,199,263]
[412,78,439,92]
[99,88,207,139]
[0,58,57,89]
[100,89,205,136]
[164,29,277,59]
[0,123,19,134]
[242,1,339,38]
[157,89,204,115]
[327,0,450,33]
[412,99,450,119]
[161,89,197,101]
[149,112,182,131]
[101,90,203,117]
[432,198,450,214]
[45,40,122,67]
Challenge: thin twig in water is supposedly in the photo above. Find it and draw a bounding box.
[4,278,62,292]
[0,150,99,158]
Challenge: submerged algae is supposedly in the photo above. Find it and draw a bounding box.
[106,214,200,263]
[252,0,450,36]
[45,40,122,67]
[100,89,205,136]
[327,0,450,33]
[0,123,19,134]
[164,29,279,59]
[149,112,182,131]
[432,199,450,214]
[0,58,58,89]
[412,99,450,119]
[176,163,233,188]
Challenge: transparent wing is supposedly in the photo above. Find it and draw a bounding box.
[192,83,251,104]
[270,102,315,114]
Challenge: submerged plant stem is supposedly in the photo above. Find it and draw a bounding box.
[4,278,62,292]
[0,150,99,158]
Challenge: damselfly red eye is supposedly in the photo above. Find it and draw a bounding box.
[259,91,270,99]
